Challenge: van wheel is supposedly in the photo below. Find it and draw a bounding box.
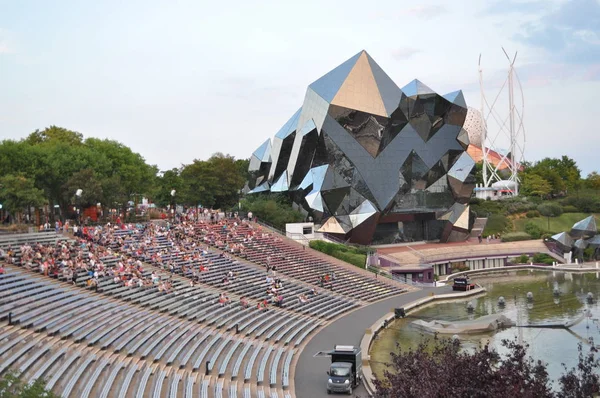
[348,387,353,395]
[327,390,331,395]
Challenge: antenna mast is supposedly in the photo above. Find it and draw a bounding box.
[479,49,526,196]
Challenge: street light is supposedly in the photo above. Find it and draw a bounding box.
[75,189,83,225]
[170,190,176,223]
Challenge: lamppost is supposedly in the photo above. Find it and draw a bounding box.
[170,190,176,223]
[547,213,554,231]
[75,189,83,225]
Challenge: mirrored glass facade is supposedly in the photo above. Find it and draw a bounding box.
[248,50,477,244]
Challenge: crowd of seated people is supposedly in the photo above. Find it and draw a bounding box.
[5,231,182,297]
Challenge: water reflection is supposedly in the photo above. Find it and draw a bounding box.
[371,270,600,383]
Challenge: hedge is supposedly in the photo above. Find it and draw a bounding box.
[309,240,368,268]
[501,232,533,242]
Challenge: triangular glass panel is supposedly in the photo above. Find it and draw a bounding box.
[328,105,387,158]
[442,90,467,108]
[321,187,351,215]
[322,165,351,191]
[457,128,470,149]
[366,52,403,117]
[401,79,435,97]
[270,172,289,192]
[275,108,301,139]
[249,181,270,194]
[308,51,363,103]
[448,152,476,182]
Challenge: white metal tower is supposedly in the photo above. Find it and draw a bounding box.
[478,48,526,195]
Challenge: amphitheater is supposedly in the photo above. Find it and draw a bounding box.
[0,221,409,397]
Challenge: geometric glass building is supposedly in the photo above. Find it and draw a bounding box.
[248,50,477,244]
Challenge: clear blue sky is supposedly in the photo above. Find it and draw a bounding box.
[1,0,598,175]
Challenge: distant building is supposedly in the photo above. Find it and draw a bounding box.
[248,51,477,244]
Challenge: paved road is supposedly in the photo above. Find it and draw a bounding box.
[294,286,452,398]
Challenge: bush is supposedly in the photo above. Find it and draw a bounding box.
[562,205,579,213]
[517,254,530,264]
[524,222,544,239]
[537,202,563,217]
[309,240,367,268]
[526,210,541,218]
[501,232,533,242]
[482,214,510,237]
[532,253,555,265]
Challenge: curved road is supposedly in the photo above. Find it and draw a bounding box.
[294,286,452,397]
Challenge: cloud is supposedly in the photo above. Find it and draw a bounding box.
[399,5,446,19]
[513,0,600,66]
[484,0,547,15]
[391,47,422,60]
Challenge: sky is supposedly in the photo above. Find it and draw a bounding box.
[1,0,599,175]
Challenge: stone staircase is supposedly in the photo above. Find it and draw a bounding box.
[470,217,488,238]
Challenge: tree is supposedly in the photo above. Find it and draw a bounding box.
[0,174,46,223]
[521,173,552,198]
[537,202,563,218]
[373,338,600,398]
[63,169,103,208]
[0,370,59,397]
[586,171,600,191]
[24,125,84,146]
[152,168,184,208]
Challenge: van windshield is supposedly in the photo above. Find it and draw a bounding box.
[330,367,351,377]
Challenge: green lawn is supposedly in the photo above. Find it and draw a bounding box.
[513,213,600,234]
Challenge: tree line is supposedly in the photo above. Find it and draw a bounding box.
[0,126,248,223]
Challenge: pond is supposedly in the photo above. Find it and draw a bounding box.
[370,270,600,383]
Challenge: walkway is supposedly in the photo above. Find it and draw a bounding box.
[378,239,558,265]
[294,286,452,398]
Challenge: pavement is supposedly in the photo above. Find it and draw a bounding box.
[294,286,452,398]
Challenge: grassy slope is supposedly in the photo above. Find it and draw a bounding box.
[513,213,600,234]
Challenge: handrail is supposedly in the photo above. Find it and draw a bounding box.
[254,218,286,235]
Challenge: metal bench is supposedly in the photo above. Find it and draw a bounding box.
[244,344,263,382]
[219,338,242,377]
[282,349,295,388]
[231,341,253,380]
[184,373,196,397]
[257,345,274,384]
[99,358,126,398]
[208,337,232,373]
[152,367,168,398]
[168,371,182,398]
[135,364,154,398]
[192,334,222,371]
[200,378,210,398]
[269,348,285,387]
[28,345,67,383]
[80,355,111,398]
[294,322,322,347]
[243,385,251,398]
[153,323,195,362]
[17,340,51,374]
[0,334,45,374]
[118,362,139,397]
[229,382,237,398]
[215,380,224,398]
[61,354,97,398]
[177,330,211,368]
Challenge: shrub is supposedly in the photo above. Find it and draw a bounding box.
[537,202,563,217]
[517,254,530,264]
[562,205,579,213]
[526,210,541,218]
[532,253,555,265]
[524,222,544,239]
[309,240,367,268]
[501,232,532,242]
